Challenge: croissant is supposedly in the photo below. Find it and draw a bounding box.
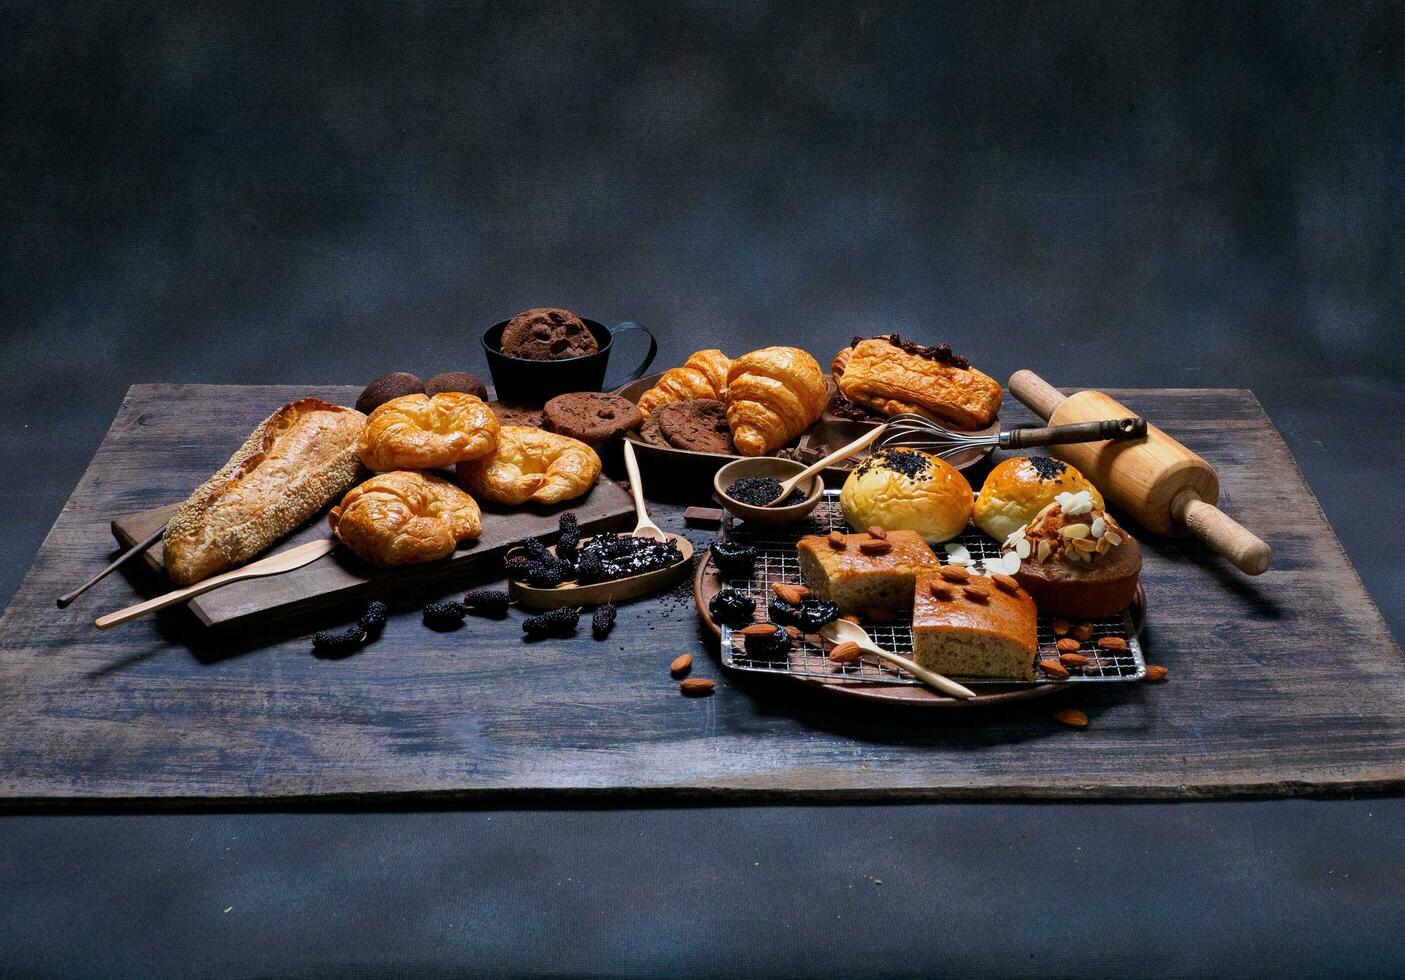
[724,347,827,456]
[835,336,1002,429]
[456,426,602,506]
[635,349,731,416]
[329,470,482,567]
[358,393,500,472]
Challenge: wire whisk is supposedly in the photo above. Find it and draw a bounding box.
[875,412,1146,460]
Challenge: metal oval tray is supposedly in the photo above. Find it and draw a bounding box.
[693,493,1147,709]
[615,372,999,489]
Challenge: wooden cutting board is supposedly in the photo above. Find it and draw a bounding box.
[104,387,636,630]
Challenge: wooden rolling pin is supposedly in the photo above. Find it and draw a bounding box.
[1008,370,1271,575]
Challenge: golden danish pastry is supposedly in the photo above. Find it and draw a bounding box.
[724,346,827,456]
[456,426,602,506]
[358,393,500,472]
[833,335,1002,429]
[329,470,482,567]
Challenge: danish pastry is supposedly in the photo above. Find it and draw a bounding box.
[834,335,1002,429]
[163,398,366,585]
[724,346,827,456]
[456,426,602,506]
[636,349,731,416]
[358,393,500,472]
[329,470,482,567]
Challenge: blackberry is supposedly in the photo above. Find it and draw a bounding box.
[708,589,756,628]
[357,600,388,634]
[463,589,511,618]
[591,602,617,640]
[312,624,367,657]
[522,607,580,638]
[525,561,566,588]
[743,624,792,660]
[422,600,467,629]
[520,537,555,564]
[504,554,532,578]
[709,539,757,579]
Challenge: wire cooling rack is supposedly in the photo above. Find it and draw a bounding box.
[717,493,1146,686]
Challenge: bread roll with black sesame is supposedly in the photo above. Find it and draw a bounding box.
[973,456,1104,543]
[163,398,366,585]
[840,448,973,545]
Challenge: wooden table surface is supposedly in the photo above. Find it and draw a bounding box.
[2,383,1401,805]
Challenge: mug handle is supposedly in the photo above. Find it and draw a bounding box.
[603,321,658,390]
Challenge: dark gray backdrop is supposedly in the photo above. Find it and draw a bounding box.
[3,2,1403,976]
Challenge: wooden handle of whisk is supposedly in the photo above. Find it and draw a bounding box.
[1003,418,1146,449]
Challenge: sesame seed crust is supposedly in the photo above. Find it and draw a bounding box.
[162,398,367,584]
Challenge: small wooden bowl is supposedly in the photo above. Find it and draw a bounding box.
[507,535,694,609]
[712,457,825,526]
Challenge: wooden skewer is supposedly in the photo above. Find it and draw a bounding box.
[94,538,338,629]
[57,525,166,608]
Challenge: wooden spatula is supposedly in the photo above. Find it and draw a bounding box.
[95,538,338,629]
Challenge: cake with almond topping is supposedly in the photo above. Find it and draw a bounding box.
[1002,489,1142,620]
[795,529,939,615]
[911,569,1039,680]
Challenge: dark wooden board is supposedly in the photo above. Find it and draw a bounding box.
[2,384,1404,805]
[110,481,636,631]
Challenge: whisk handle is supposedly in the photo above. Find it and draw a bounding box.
[1002,417,1147,449]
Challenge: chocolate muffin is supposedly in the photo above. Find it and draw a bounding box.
[1003,491,1142,620]
[499,307,599,360]
[544,392,643,445]
[656,399,733,453]
[356,372,425,415]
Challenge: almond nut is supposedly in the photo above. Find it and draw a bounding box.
[929,582,954,600]
[669,654,693,676]
[858,539,891,555]
[938,565,970,583]
[772,582,810,604]
[783,625,801,640]
[828,641,862,664]
[739,623,777,638]
[1059,652,1091,668]
[840,614,862,625]
[1052,708,1089,728]
[679,677,716,696]
[827,531,847,550]
[866,525,887,540]
[1145,664,1169,682]
[1096,636,1128,651]
[1052,619,1071,636]
[961,584,990,602]
[1038,659,1071,680]
[1055,638,1081,653]
[1071,623,1094,641]
[991,572,1020,593]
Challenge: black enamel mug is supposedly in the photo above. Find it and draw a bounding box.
[481,318,658,404]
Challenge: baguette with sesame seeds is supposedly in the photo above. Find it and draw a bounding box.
[162,398,367,585]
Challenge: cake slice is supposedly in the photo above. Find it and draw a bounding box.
[911,569,1038,681]
[795,529,938,615]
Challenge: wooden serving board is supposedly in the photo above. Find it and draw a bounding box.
[111,486,635,631]
[3,384,1405,805]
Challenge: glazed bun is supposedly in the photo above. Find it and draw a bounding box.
[840,448,973,545]
[974,456,1105,543]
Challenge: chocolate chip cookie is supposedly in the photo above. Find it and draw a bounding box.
[656,399,733,453]
[637,411,670,448]
[543,392,643,445]
[499,307,599,360]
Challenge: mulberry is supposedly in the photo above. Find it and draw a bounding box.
[591,602,617,640]
[358,600,388,633]
[422,600,467,629]
[504,554,532,578]
[522,607,580,638]
[312,625,367,656]
[525,561,567,588]
[463,589,511,617]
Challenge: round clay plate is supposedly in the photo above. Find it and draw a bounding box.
[614,372,999,487]
[693,557,1147,709]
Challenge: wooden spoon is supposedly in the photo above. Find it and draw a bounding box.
[767,425,886,505]
[508,441,694,610]
[820,619,977,700]
[95,538,337,629]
